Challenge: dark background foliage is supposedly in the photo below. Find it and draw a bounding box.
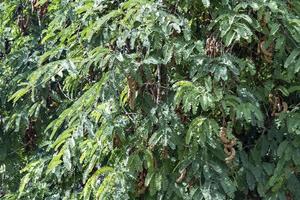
[0,0,300,199]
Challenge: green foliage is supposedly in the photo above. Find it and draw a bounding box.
[0,0,300,199]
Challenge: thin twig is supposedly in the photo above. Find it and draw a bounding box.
[156,64,161,104]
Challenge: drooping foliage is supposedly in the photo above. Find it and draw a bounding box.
[0,0,300,199]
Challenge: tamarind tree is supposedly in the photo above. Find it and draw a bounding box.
[0,0,300,199]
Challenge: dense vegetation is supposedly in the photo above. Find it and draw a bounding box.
[0,0,300,199]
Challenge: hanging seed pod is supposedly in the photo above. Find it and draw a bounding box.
[269,94,288,117]
[225,148,236,164]
[219,126,236,164]
[127,75,138,110]
[205,35,223,57]
[176,168,187,183]
[24,120,37,152]
[17,15,29,35]
[219,127,230,144]
[137,168,147,195]
[258,40,273,63]
[113,134,121,148]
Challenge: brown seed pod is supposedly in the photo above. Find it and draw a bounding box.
[17,15,29,34]
[225,148,236,164]
[175,106,189,124]
[205,35,222,57]
[275,96,282,112]
[268,94,274,103]
[127,76,139,110]
[219,127,230,144]
[161,146,169,159]
[224,139,237,149]
[258,40,273,63]
[224,147,232,156]
[176,168,187,183]
[137,168,147,195]
[219,126,236,164]
[282,102,288,112]
[24,120,37,152]
[113,134,121,148]
[259,41,272,57]
[269,94,288,117]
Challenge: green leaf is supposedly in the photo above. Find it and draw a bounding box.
[46,148,65,174]
[284,49,300,68]
[18,174,30,197]
[52,129,73,150]
[9,86,31,104]
[220,177,236,198]
[225,31,236,46]
[186,117,206,144]
[246,171,256,191]
[63,147,72,171]
[257,183,265,197]
[145,149,154,169]
[263,163,274,176]
[270,23,280,35]
[149,132,162,147]
[155,172,162,191]
[202,0,210,8]
[145,171,155,187]
[277,141,289,157]
[292,149,300,166]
